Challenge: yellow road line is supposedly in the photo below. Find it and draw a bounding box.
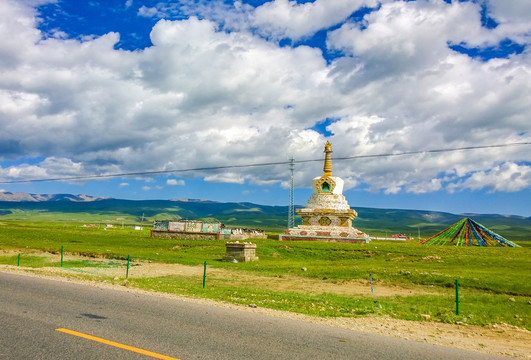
[56,328,180,360]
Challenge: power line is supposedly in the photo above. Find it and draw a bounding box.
[0,141,529,184]
[288,157,295,229]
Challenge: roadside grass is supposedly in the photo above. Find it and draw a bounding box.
[0,254,54,268]
[1,221,530,329]
[0,253,122,270]
[127,275,529,327]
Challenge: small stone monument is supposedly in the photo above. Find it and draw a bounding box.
[223,242,258,262]
[280,141,370,243]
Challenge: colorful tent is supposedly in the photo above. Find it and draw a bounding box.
[420,217,519,247]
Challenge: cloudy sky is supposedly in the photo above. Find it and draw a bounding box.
[0,0,530,216]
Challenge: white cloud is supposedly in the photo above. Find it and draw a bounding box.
[18,0,55,6]
[327,1,493,75]
[166,179,185,186]
[457,162,531,192]
[204,173,245,184]
[487,0,531,23]
[406,179,443,194]
[486,0,531,44]
[0,157,82,181]
[138,6,162,18]
[0,0,530,198]
[142,186,151,191]
[384,185,402,195]
[119,182,129,187]
[252,0,377,41]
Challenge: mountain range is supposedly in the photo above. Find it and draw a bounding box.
[0,192,109,202]
[0,192,529,242]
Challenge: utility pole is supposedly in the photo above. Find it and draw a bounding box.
[288,157,295,229]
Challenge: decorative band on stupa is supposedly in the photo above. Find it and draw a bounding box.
[280,141,369,243]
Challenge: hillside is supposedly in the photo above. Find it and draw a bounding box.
[0,192,529,242]
[0,191,108,202]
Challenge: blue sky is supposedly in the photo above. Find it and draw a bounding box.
[0,0,530,216]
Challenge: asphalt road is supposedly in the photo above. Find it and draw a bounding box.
[0,272,510,360]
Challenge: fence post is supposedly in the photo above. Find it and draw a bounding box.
[61,246,64,267]
[203,261,207,288]
[370,273,374,294]
[455,279,460,315]
[126,255,131,278]
[18,253,21,267]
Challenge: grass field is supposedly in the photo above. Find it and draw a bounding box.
[2,199,530,242]
[1,221,529,330]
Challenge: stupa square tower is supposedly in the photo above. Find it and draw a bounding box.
[280,142,369,243]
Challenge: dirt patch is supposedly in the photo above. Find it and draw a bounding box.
[93,260,437,297]
[317,317,530,359]
[1,253,530,359]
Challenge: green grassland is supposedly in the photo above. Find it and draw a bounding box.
[1,221,529,330]
[1,199,529,241]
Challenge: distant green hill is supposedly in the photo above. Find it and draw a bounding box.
[0,195,529,242]
[354,207,530,242]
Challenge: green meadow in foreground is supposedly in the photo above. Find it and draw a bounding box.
[0,221,529,329]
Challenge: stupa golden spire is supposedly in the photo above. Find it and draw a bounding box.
[323,141,332,176]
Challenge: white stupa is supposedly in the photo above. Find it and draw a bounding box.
[280,141,369,243]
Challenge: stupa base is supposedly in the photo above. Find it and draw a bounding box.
[279,226,370,243]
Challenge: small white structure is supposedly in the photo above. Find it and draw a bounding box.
[223,242,258,262]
